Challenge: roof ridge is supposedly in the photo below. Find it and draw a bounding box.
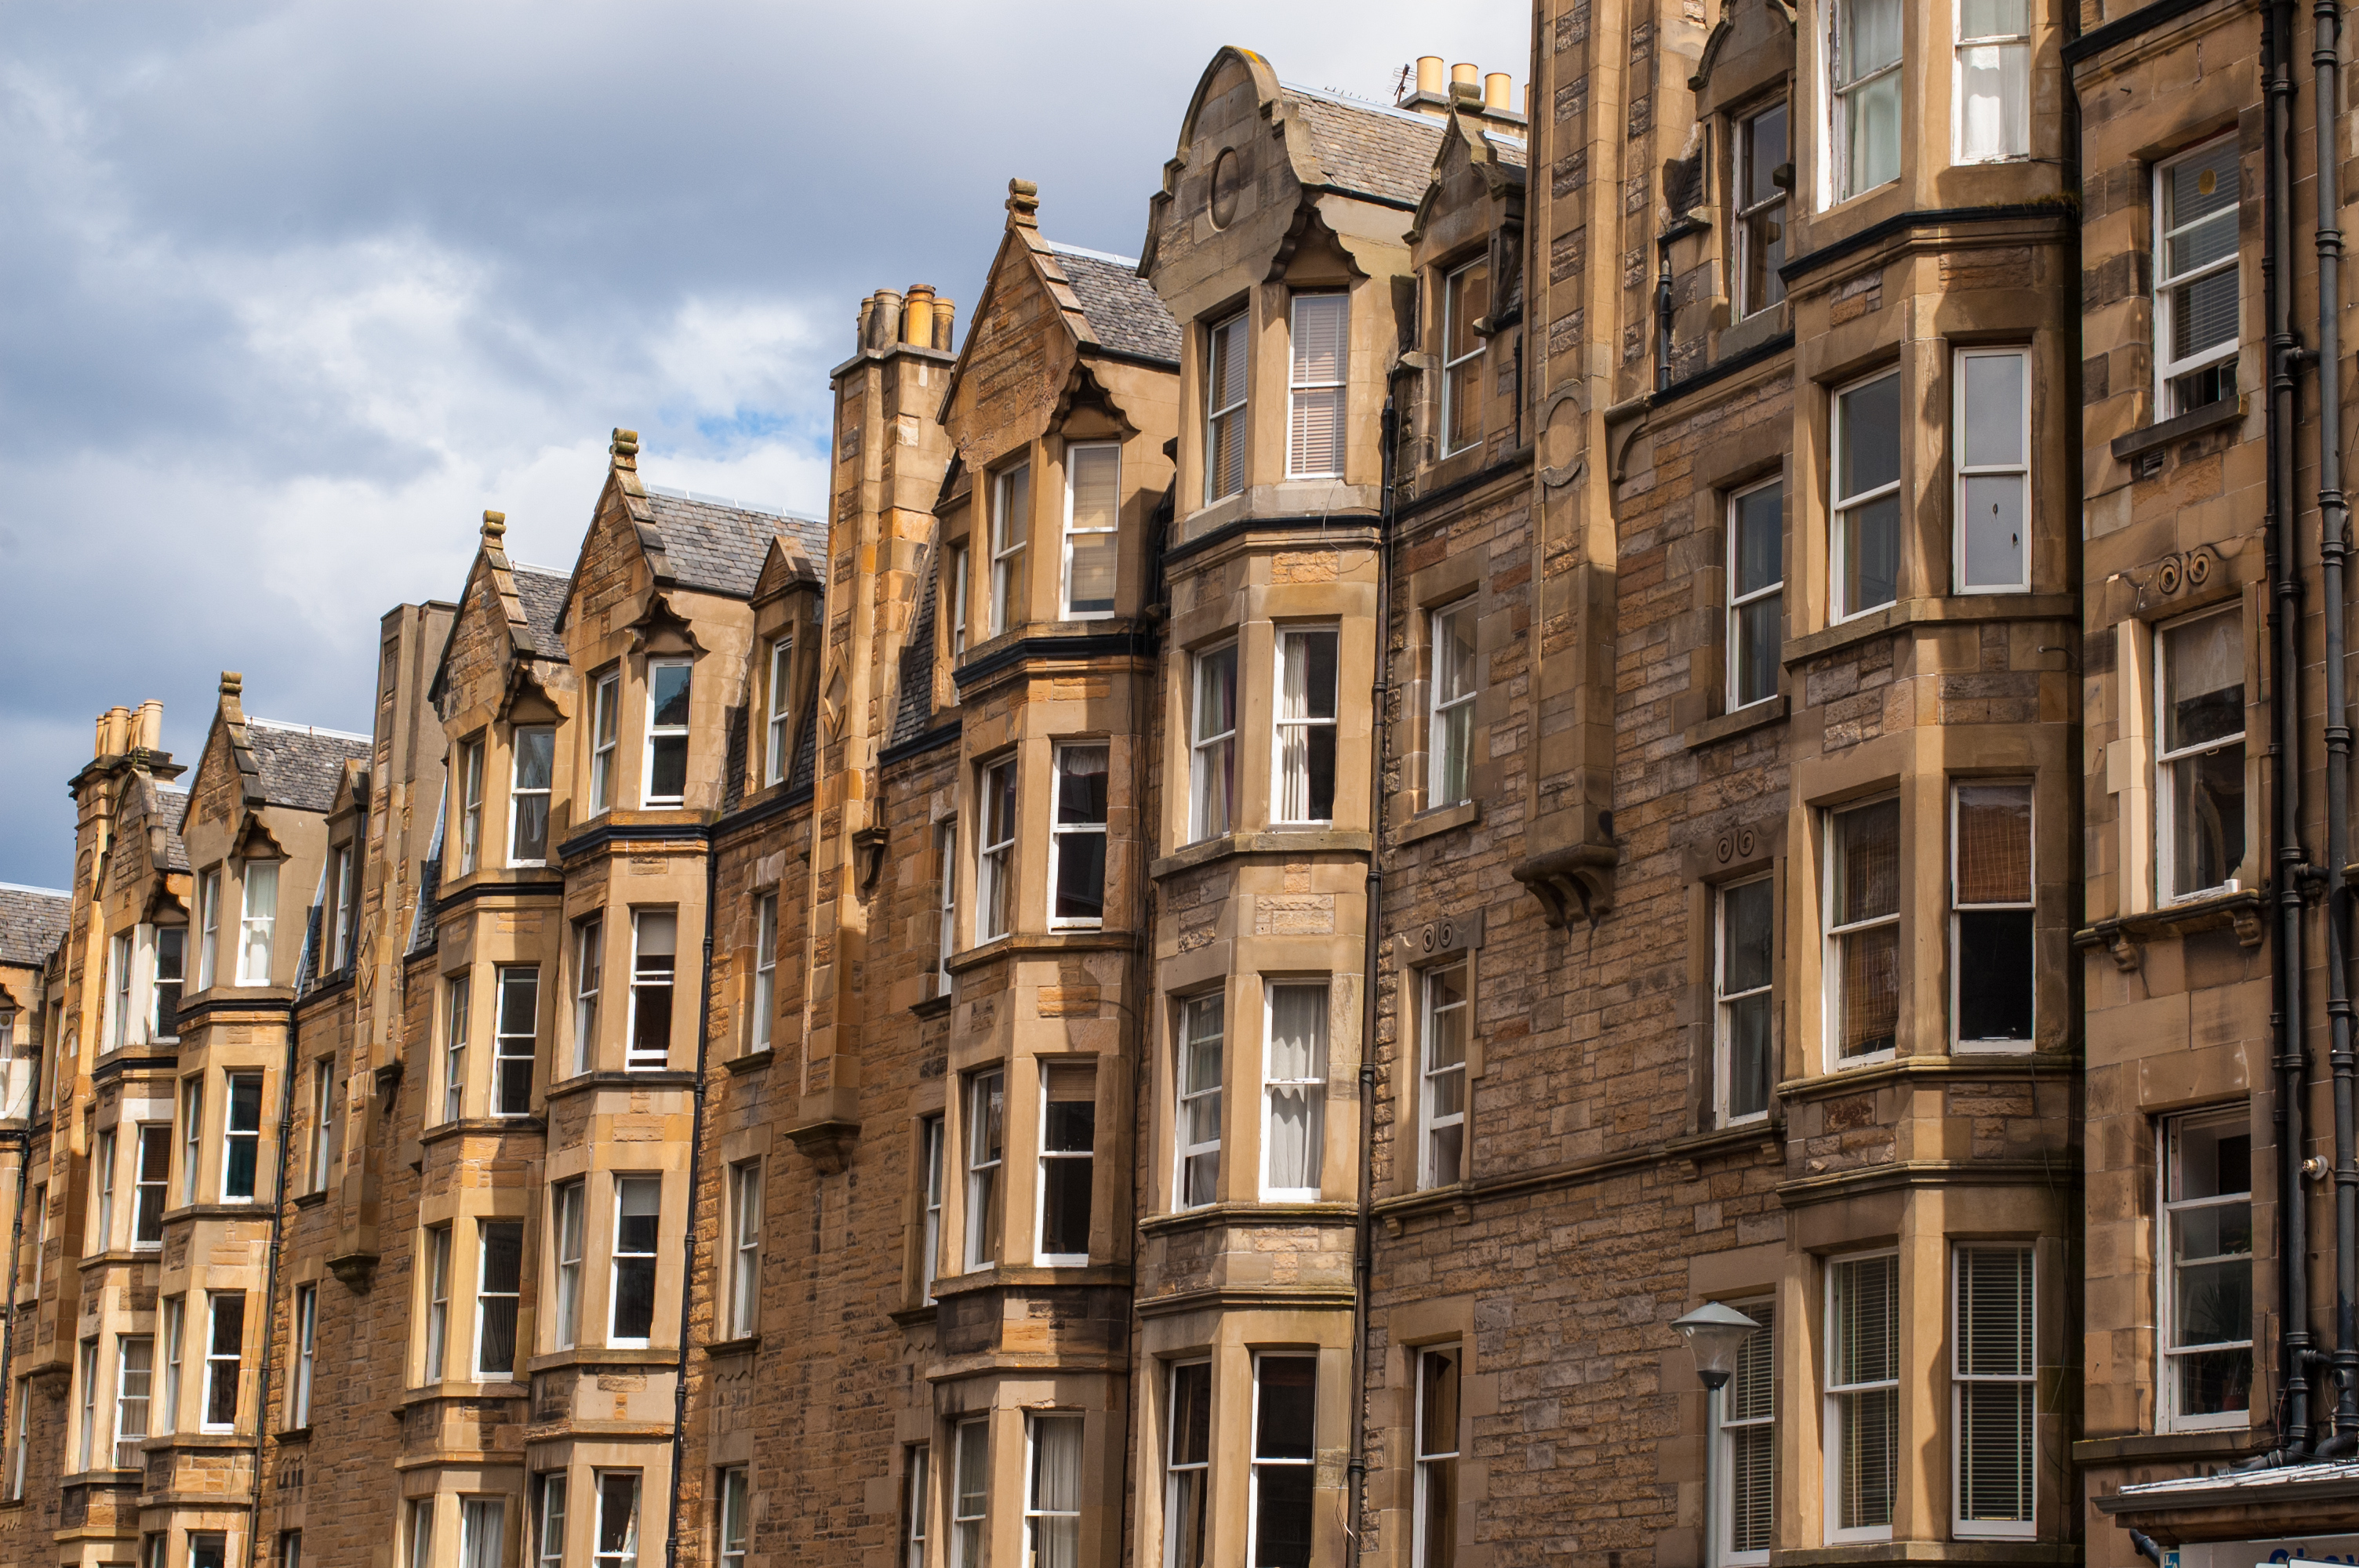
[1046,239,1143,268]
[247,717,373,744]
[1280,78,1450,130]
[0,881,71,898]
[643,482,820,524]
[511,561,572,580]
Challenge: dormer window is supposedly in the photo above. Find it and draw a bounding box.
[456,739,485,875]
[329,844,356,971]
[1441,261,1489,457]
[643,659,692,808]
[1287,295,1348,479]
[153,929,185,1039]
[1736,103,1789,318]
[990,465,1030,637]
[947,546,970,655]
[1205,313,1249,503]
[237,862,277,986]
[198,867,222,991]
[510,728,553,865]
[763,638,793,786]
[1063,446,1121,619]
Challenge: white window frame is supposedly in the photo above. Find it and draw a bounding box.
[2155,136,2243,416]
[1951,1244,2036,1538]
[1823,1250,1899,1544]
[1189,643,1239,843]
[592,1471,640,1568]
[729,1160,761,1339]
[133,1123,169,1247]
[1953,347,2031,593]
[905,1443,932,1568]
[443,972,471,1123]
[1715,877,1776,1128]
[1062,443,1121,619]
[237,860,277,985]
[1205,311,1249,505]
[951,1417,988,1568]
[423,1223,453,1382]
[509,725,555,866]
[1175,992,1224,1210]
[1049,743,1109,931]
[947,543,970,657]
[936,820,959,994]
[1272,626,1339,826]
[554,1178,586,1350]
[1951,782,2036,1051]
[153,925,185,1039]
[572,919,602,1076]
[474,1220,523,1381]
[329,844,355,971]
[457,737,485,875]
[198,867,221,991]
[1830,368,1904,622]
[642,657,692,808]
[111,931,133,1050]
[1034,1073,1095,1269]
[1260,981,1328,1202]
[1725,477,1785,709]
[1736,101,1790,318]
[201,1291,242,1435]
[976,759,1017,944]
[9,1377,26,1498]
[1440,260,1487,457]
[1286,292,1348,478]
[763,637,794,786]
[77,1337,97,1472]
[590,670,620,814]
[921,1115,945,1303]
[609,1176,662,1349]
[2155,604,2248,902]
[290,1283,317,1428]
[1954,0,2030,162]
[1828,0,1903,203]
[1412,1346,1462,1568]
[1823,797,1903,1069]
[160,1298,184,1436]
[409,1500,437,1568]
[1024,1413,1084,1563]
[113,1336,149,1472]
[93,1127,116,1253]
[627,910,676,1072]
[965,1070,1005,1272]
[181,1076,203,1202]
[1719,1299,1776,1566]
[990,463,1029,638]
[1419,962,1469,1190]
[494,967,538,1116]
[751,895,777,1054]
[1165,1359,1212,1568]
[1249,1353,1318,1568]
[1427,601,1478,808]
[221,1069,262,1203]
[538,1474,569,1568]
[2159,1106,2255,1432]
[718,1467,751,1568]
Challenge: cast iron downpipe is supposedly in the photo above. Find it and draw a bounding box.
[2314,0,2359,1442]
[1347,394,1401,1563]
[664,837,722,1568]
[2266,0,2318,1457]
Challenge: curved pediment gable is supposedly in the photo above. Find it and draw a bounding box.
[1691,0,1797,113]
[1408,109,1530,245]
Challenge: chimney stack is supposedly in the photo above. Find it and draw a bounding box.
[1416,56,1445,98]
[904,285,936,349]
[1485,72,1514,113]
[1451,62,1479,92]
[99,706,131,757]
[932,297,957,351]
[136,700,164,753]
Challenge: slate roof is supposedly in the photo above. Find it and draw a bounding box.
[0,884,71,970]
[155,785,191,873]
[642,492,827,600]
[1048,244,1183,365]
[245,721,373,815]
[1280,84,1448,207]
[1488,132,1529,171]
[890,551,941,749]
[513,567,571,659]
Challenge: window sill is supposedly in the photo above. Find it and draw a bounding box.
[1150,829,1373,881]
[2074,887,2267,970]
[421,1116,547,1144]
[1398,800,1481,846]
[398,1379,529,1407]
[2110,394,2247,463]
[943,930,1139,975]
[542,1069,699,1102]
[925,1261,1136,1298]
[1785,593,2077,667]
[722,1049,775,1077]
[2072,1428,2263,1465]
[1684,695,1787,750]
[703,1334,761,1359]
[293,1189,329,1210]
[1139,1200,1356,1238]
[274,1426,313,1446]
[909,992,954,1019]
[523,1347,674,1374]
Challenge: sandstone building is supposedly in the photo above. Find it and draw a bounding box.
[7,3,2359,1566]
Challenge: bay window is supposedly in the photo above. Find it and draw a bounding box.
[1953,1246,2034,1536]
[1826,797,1901,1065]
[202,1291,244,1432]
[554,1178,586,1349]
[610,1176,661,1346]
[965,1070,1005,1270]
[1263,982,1328,1200]
[154,926,185,1037]
[1167,1360,1212,1568]
[948,544,970,656]
[1832,370,1903,619]
[133,1124,169,1245]
[476,1221,522,1380]
[1036,1069,1095,1265]
[951,1418,988,1568]
[1955,348,2030,592]
[1026,1414,1083,1563]
[977,760,1017,943]
[1736,102,1788,316]
[1190,643,1239,841]
[1441,259,1489,456]
[114,1336,151,1470]
[1176,993,1224,1208]
[628,912,676,1070]
[751,895,777,1054]
[1826,1252,1899,1540]
[222,1070,263,1202]
[443,973,471,1123]
[511,726,554,864]
[765,636,794,786]
[572,918,602,1074]
[1251,1355,1316,1568]
[643,659,692,807]
[329,844,356,971]
[238,861,278,985]
[458,737,485,874]
[198,867,221,990]
[1274,628,1339,824]
[1205,312,1249,503]
[590,670,620,813]
[423,1225,452,1381]
[1953,782,2034,1047]
[495,967,538,1115]
[1956,0,2030,160]
[990,463,1030,637]
[921,1115,945,1302]
[1050,745,1108,927]
[594,1472,640,1568]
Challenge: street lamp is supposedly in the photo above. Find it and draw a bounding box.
[1674,1301,1763,1568]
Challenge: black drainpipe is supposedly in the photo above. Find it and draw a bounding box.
[0,1126,27,1479]
[2314,0,2359,1444]
[664,833,722,1568]
[1347,393,1401,1563]
[2265,0,2317,1457]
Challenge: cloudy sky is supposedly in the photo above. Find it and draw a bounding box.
[0,0,1525,887]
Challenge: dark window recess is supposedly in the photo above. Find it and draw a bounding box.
[1957,911,2034,1043]
[1039,1100,1095,1258]
[1254,1356,1318,1568]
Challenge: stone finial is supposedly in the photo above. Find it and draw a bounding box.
[220,671,244,698]
[482,510,507,541]
[611,428,640,469]
[1006,178,1040,228]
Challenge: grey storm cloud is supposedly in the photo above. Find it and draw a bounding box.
[0,0,1524,885]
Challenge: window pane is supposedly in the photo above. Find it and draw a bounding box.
[2165,141,2241,238]
[1961,474,2025,588]
[1961,356,2025,468]
[650,664,692,729]
[515,728,554,791]
[1068,532,1118,615]
[1959,44,2029,159]
[1056,750,1107,825]
[1040,1102,1095,1258]
[1292,295,1347,383]
[1839,376,1901,501]
[1746,104,1788,207]
[1722,880,1773,993]
[1835,800,1901,925]
[2164,614,2245,752]
[1732,485,1783,598]
[1256,1356,1316,1460]
[1846,0,1903,76]
[1848,74,1902,191]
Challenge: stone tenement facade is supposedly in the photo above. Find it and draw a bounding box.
[11,5,2359,1567]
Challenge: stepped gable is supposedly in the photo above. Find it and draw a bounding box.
[1046,244,1182,365]
[0,883,71,969]
[243,720,373,815]
[642,491,827,601]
